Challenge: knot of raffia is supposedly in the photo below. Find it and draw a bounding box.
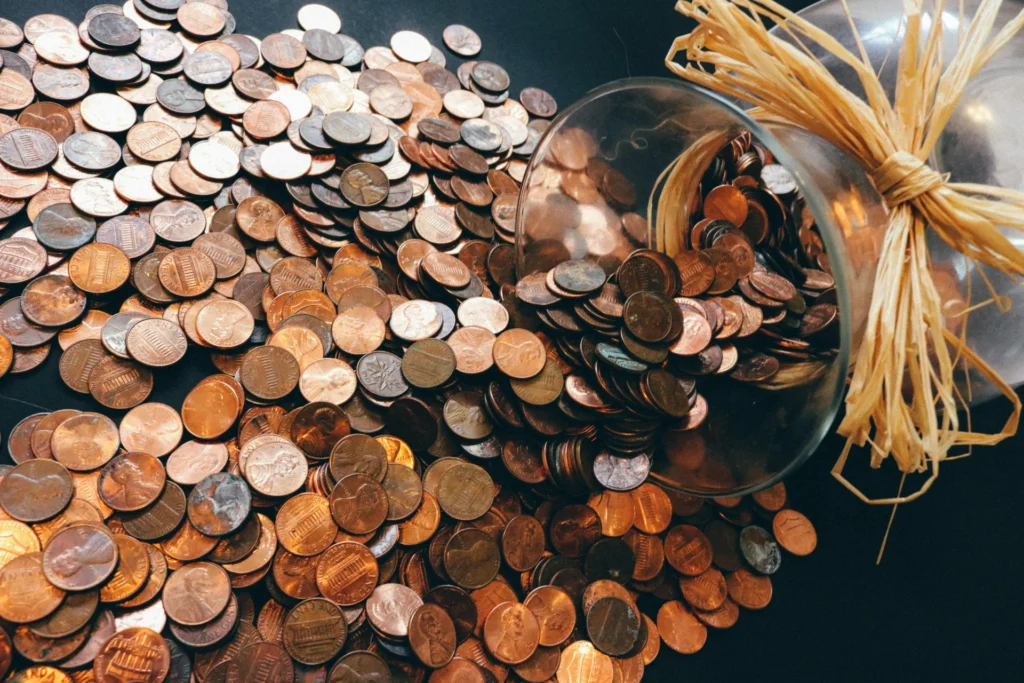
[870,151,947,207]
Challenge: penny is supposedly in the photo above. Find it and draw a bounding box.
[400,338,455,389]
[0,553,65,623]
[725,568,773,609]
[169,592,239,649]
[0,128,58,171]
[442,24,481,57]
[679,568,728,611]
[94,628,170,682]
[482,601,540,665]
[27,589,98,640]
[436,462,494,521]
[0,239,47,285]
[98,451,165,512]
[276,493,336,557]
[557,641,614,683]
[37,523,116,592]
[391,299,443,340]
[241,345,300,400]
[68,243,131,294]
[282,598,347,666]
[520,87,558,118]
[0,460,73,523]
[772,509,817,556]
[739,524,782,575]
[315,541,378,606]
[188,472,252,537]
[340,162,388,208]
[329,434,388,483]
[163,561,232,626]
[245,438,308,498]
[121,481,186,542]
[656,600,707,654]
[630,483,673,535]
[444,528,499,590]
[19,275,85,327]
[49,412,119,471]
[98,534,150,603]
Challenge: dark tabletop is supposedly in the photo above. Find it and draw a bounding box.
[1,1,1022,681]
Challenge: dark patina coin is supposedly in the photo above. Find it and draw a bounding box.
[88,12,141,48]
[552,259,606,294]
[586,596,641,656]
[739,525,782,575]
[187,472,253,537]
[356,351,409,399]
[584,537,636,584]
[33,203,97,251]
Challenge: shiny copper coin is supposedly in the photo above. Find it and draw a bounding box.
[93,628,170,683]
[49,411,119,471]
[0,552,65,623]
[98,451,165,512]
[327,473,390,538]
[276,493,336,556]
[67,243,131,295]
[557,641,614,683]
[241,345,301,401]
[158,247,217,298]
[99,534,150,603]
[315,541,378,606]
[444,528,500,590]
[39,523,117,591]
[656,600,707,654]
[772,509,817,556]
[163,561,232,626]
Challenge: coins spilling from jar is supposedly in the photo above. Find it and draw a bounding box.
[0,3,818,682]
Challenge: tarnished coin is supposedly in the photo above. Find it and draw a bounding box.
[188,472,252,537]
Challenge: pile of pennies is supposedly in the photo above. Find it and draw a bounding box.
[511,128,842,459]
[0,2,821,683]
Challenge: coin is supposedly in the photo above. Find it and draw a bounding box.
[656,600,707,654]
[0,553,65,623]
[0,460,73,523]
[772,509,817,556]
[315,541,377,606]
[38,523,116,592]
[99,451,166,512]
[188,472,252,537]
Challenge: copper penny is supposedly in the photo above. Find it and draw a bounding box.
[241,345,300,401]
[315,541,378,606]
[664,524,713,576]
[67,243,131,294]
[50,411,120,471]
[772,509,817,556]
[182,376,240,438]
[557,641,614,683]
[163,561,232,626]
[366,582,422,638]
[92,627,170,682]
[630,483,673,535]
[126,318,189,367]
[88,355,153,409]
[300,358,358,404]
[98,451,165,512]
[679,568,728,611]
[656,600,707,654]
[0,240,45,282]
[725,568,773,609]
[444,528,499,590]
[158,248,217,298]
[99,534,150,603]
[276,493,336,556]
[38,523,116,591]
[282,598,347,665]
[0,552,65,623]
[483,601,540,665]
[329,434,388,483]
[20,275,86,327]
[0,460,73,523]
[329,473,388,535]
[120,403,183,458]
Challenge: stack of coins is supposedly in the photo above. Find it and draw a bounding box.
[0,3,820,682]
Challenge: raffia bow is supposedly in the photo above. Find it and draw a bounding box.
[665,0,1024,503]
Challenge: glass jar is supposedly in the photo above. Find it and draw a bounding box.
[515,77,888,496]
[788,0,1024,405]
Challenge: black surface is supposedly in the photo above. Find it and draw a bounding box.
[1,1,1023,681]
